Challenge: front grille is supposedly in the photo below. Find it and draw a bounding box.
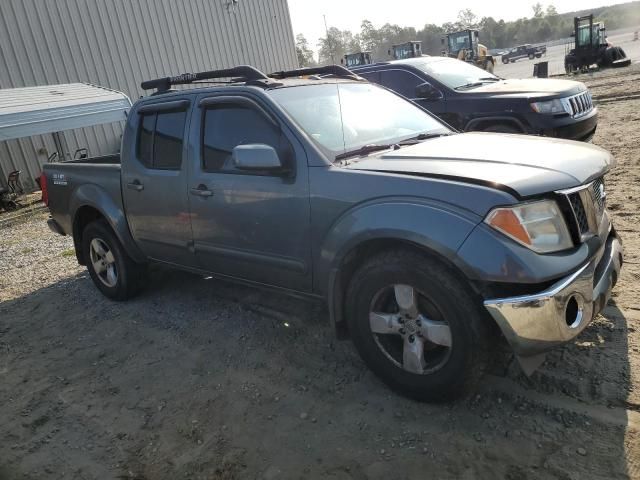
[565,91,594,118]
[592,177,606,213]
[568,192,590,234]
[562,177,606,239]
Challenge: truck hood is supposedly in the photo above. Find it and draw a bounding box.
[466,78,585,98]
[345,132,614,198]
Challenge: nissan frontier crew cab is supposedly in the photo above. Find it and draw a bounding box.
[43,65,622,402]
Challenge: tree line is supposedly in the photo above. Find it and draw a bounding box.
[295,1,640,66]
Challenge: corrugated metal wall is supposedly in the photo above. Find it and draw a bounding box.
[0,0,298,190]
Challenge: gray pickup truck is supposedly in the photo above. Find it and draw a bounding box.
[43,65,622,401]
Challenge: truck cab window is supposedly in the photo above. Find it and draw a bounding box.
[138,114,156,168]
[136,111,186,170]
[202,105,281,173]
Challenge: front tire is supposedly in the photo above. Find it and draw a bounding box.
[82,220,146,300]
[346,250,490,402]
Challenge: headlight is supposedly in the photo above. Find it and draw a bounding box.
[485,200,573,253]
[530,98,569,114]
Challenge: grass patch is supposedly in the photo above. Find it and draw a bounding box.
[21,247,34,254]
[61,248,76,257]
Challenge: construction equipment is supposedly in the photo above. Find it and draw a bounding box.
[564,14,631,73]
[442,30,495,73]
[343,51,373,68]
[388,41,423,60]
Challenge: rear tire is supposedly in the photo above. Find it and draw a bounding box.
[345,250,491,402]
[502,57,509,64]
[528,53,535,60]
[82,220,146,301]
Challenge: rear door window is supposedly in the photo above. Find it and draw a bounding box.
[136,110,187,170]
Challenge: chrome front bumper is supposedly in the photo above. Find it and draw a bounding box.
[484,232,623,361]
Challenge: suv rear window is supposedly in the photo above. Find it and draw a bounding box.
[137,111,187,170]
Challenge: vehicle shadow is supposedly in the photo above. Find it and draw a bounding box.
[0,268,634,479]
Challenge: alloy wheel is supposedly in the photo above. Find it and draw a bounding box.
[89,238,118,288]
[369,284,452,375]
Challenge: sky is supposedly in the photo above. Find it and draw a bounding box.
[288,0,633,55]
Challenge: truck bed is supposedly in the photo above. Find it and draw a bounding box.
[43,154,123,237]
[61,153,120,165]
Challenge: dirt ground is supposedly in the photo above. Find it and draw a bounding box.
[1,66,640,480]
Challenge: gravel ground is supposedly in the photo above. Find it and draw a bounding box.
[1,67,640,480]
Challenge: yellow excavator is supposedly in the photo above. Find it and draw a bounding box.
[442,29,495,73]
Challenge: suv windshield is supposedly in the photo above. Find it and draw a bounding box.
[413,58,499,90]
[269,83,449,159]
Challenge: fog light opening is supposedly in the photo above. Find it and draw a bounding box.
[565,295,582,328]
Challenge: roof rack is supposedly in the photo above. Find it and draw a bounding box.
[268,65,363,80]
[140,65,270,93]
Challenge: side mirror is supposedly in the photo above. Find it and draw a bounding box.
[415,82,443,101]
[232,144,283,172]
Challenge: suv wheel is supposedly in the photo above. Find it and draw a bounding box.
[346,250,490,402]
[82,220,146,300]
[502,57,509,64]
[528,53,535,60]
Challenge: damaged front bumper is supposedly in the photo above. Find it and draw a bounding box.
[484,231,623,373]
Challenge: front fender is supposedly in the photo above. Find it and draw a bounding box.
[316,199,481,298]
[70,183,146,263]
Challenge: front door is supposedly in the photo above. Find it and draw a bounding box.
[122,100,196,267]
[187,95,312,292]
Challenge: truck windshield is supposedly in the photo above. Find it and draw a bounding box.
[413,58,499,90]
[269,83,449,160]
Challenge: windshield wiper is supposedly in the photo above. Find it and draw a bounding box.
[455,78,500,90]
[455,82,484,90]
[401,132,453,143]
[335,143,395,161]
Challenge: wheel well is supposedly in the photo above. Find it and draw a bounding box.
[331,239,483,339]
[466,119,524,133]
[73,206,105,265]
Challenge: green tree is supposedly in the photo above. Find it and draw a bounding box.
[295,34,315,67]
[532,3,544,18]
[456,9,479,29]
[546,4,558,16]
[359,20,379,51]
[318,27,359,64]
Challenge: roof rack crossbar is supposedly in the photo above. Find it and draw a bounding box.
[268,65,361,80]
[141,65,269,92]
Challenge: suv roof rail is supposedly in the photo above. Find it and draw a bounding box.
[269,65,363,80]
[141,65,270,93]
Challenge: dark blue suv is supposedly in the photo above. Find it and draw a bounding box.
[351,57,598,141]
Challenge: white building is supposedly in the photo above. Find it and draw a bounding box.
[0,0,298,190]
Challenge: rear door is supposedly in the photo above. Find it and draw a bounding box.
[186,94,312,292]
[121,99,196,267]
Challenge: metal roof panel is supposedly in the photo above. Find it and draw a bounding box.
[0,82,131,141]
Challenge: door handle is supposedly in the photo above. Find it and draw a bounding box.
[127,180,144,192]
[190,184,214,197]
